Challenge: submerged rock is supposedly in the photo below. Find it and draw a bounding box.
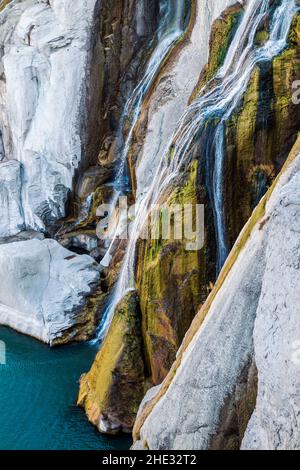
[0,238,101,345]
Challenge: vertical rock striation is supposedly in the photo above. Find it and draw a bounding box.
[0,0,100,234]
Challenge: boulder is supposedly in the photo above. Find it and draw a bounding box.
[0,238,101,345]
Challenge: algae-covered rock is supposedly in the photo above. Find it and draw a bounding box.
[78,291,146,434]
[135,160,205,384]
[190,2,244,100]
[224,11,300,247]
[0,0,11,13]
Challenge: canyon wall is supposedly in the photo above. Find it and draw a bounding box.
[79,0,300,438]
[1,0,300,449]
[0,0,159,342]
[133,137,300,450]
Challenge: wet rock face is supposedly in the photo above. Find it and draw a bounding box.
[78,291,146,435]
[128,0,239,199]
[80,0,300,435]
[224,11,300,249]
[58,0,160,256]
[0,238,100,345]
[0,0,158,235]
[0,0,158,348]
[136,2,300,390]
[116,2,244,391]
[135,161,204,385]
[88,0,160,172]
[133,140,300,451]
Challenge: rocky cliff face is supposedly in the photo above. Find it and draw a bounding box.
[0,0,99,233]
[1,0,300,450]
[78,0,245,434]
[133,137,300,450]
[0,0,158,236]
[79,0,300,439]
[0,0,159,342]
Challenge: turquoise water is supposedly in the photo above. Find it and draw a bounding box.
[0,326,131,450]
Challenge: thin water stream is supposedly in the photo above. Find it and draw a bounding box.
[99,0,297,336]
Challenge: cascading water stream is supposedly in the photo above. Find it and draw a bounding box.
[99,0,187,268]
[97,0,297,339]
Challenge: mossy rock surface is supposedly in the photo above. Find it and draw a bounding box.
[136,160,207,384]
[0,0,11,12]
[79,5,300,436]
[190,2,244,101]
[78,291,146,434]
[224,11,300,248]
[133,134,300,444]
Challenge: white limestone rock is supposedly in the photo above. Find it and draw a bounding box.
[242,172,300,450]
[133,149,300,450]
[0,160,24,236]
[0,0,98,235]
[0,238,100,344]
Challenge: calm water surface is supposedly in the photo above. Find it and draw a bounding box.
[0,326,131,450]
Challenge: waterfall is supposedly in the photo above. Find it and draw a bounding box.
[99,0,187,268]
[92,0,188,340]
[98,0,297,339]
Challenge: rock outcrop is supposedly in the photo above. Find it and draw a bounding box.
[0,0,100,235]
[132,138,300,450]
[78,291,146,434]
[0,238,100,345]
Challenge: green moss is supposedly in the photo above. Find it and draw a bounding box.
[134,8,300,442]
[169,145,175,162]
[254,30,269,46]
[288,10,300,46]
[134,134,300,443]
[224,8,300,248]
[135,160,203,384]
[78,291,146,433]
[190,3,244,101]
